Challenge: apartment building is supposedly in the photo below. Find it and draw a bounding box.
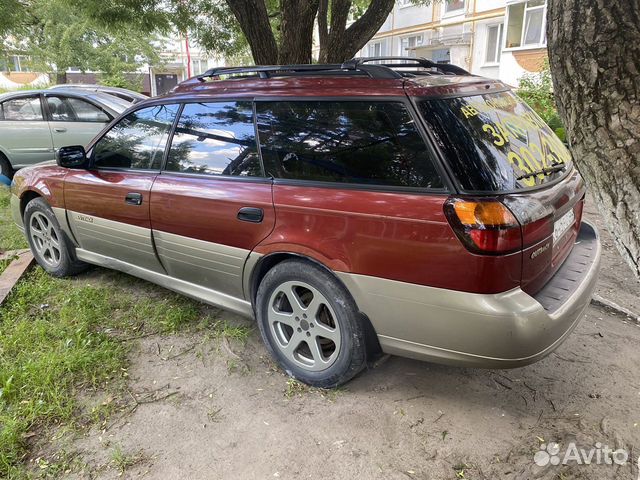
[359,0,548,86]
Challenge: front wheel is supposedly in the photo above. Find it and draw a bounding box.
[24,198,87,277]
[255,259,367,388]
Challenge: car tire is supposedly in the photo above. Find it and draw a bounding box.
[24,198,88,277]
[256,259,367,388]
[0,153,13,179]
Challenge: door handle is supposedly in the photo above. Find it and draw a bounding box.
[54,127,67,133]
[237,207,264,223]
[125,192,143,206]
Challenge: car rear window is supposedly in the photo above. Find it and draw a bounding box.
[420,90,572,192]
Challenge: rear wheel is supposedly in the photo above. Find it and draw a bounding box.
[24,198,87,277]
[255,259,367,388]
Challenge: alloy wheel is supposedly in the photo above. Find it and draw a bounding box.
[268,281,341,372]
[29,211,61,268]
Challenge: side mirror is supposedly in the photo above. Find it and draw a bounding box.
[56,145,88,169]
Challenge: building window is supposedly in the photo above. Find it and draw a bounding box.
[505,0,546,49]
[368,41,383,57]
[485,23,504,64]
[432,48,451,64]
[444,0,465,15]
[398,0,414,7]
[400,35,424,56]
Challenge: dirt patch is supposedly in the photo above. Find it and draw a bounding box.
[33,198,640,480]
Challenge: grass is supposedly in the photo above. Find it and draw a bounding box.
[0,187,29,259]
[0,186,254,478]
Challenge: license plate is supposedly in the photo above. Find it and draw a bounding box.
[553,209,575,244]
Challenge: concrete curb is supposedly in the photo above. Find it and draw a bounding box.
[591,294,640,323]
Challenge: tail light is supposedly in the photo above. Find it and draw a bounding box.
[444,198,523,254]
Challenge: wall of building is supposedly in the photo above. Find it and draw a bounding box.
[360,0,549,88]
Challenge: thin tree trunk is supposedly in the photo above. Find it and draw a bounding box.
[278,0,319,64]
[547,0,640,279]
[225,0,278,64]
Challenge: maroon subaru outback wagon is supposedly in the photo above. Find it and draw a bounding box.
[11,58,600,387]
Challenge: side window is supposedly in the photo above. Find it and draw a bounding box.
[256,101,443,189]
[46,96,111,122]
[93,104,179,170]
[67,97,111,122]
[46,96,74,121]
[0,96,44,121]
[165,101,262,177]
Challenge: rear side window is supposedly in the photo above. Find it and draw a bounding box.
[256,101,443,189]
[165,101,262,177]
[93,104,179,170]
[0,96,43,121]
[420,90,572,192]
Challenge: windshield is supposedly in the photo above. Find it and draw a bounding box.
[420,90,572,192]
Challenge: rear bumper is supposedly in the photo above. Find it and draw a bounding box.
[337,220,600,368]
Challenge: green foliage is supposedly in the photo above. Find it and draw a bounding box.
[1,0,160,82]
[517,61,566,140]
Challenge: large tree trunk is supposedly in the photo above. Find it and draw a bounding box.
[547,0,640,279]
[323,0,395,63]
[225,0,278,64]
[278,0,319,64]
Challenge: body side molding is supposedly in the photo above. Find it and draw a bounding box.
[75,248,254,318]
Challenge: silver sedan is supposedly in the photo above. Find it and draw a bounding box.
[0,88,131,177]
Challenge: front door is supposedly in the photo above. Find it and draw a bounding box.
[150,100,275,298]
[65,103,180,272]
[43,94,113,150]
[0,94,54,167]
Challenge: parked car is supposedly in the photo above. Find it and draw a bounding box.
[0,89,130,177]
[10,57,601,387]
[48,84,149,104]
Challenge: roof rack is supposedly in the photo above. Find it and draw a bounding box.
[195,56,470,82]
[343,57,471,76]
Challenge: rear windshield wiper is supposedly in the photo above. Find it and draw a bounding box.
[516,164,567,180]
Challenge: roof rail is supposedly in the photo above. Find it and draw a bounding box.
[195,56,470,83]
[343,57,471,76]
[196,62,402,82]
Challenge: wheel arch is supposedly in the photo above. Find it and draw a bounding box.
[246,251,383,359]
[20,189,44,218]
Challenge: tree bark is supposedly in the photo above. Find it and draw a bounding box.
[225,0,278,64]
[547,0,640,279]
[317,0,330,63]
[324,0,395,63]
[278,0,320,64]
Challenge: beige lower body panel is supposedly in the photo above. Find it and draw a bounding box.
[337,262,598,368]
[75,248,253,318]
[10,193,24,231]
[67,211,164,273]
[154,230,247,298]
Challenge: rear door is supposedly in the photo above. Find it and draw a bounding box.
[65,103,180,272]
[0,94,54,167]
[43,94,113,150]
[150,100,275,298]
